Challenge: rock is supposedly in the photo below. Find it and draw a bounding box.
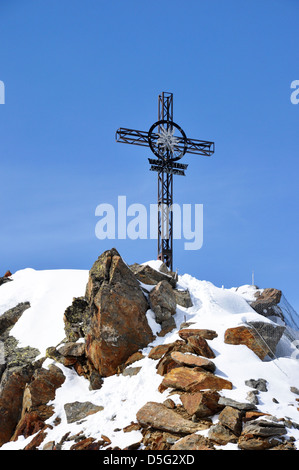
[170,351,216,372]
[173,289,193,308]
[243,411,271,422]
[237,435,275,450]
[148,344,172,360]
[11,411,49,441]
[122,366,141,377]
[218,406,243,436]
[130,263,177,288]
[64,401,104,424]
[208,423,238,445]
[172,433,215,450]
[250,288,282,318]
[70,437,102,450]
[245,378,268,392]
[159,367,233,393]
[0,302,31,337]
[178,328,218,341]
[218,397,257,411]
[0,363,36,446]
[157,317,177,337]
[136,401,211,434]
[85,249,154,377]
[185,335,216,359]
[57,342,86,357]
[246,390,259,405]
[21,364,65,413]
[290,386,299,395]
[63,297,89,342]
[3,336,40,371]
[242,419,287,438]
[180,390,223,418]
[0,276,12,287]
[149,280,176,324]
[224,322,285,360]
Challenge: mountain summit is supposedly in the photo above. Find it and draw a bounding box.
[1,249,299,451]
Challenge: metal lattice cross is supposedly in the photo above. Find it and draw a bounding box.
[116,91,215,271]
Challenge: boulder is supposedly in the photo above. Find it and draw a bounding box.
[208,423,238,445]
[64,401,104,424]
[250,288,282,319]
[224,322,285,360]
[0,302,31,337]
[0,363,36,446]
[159,367,233,393]
[63,297,89,342]
[136,401,211,434]
[85,249,154,377]
[218,406,243,436]
[170,351,216,373]
[130,263,177,288]
[180,390,223,418]
[173,289,193,308]
[172,433,215,450]
[149,280,176,324]
[186,335,216,359]
[178,329,218,341]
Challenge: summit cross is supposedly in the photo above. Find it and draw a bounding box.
[115,91,215,271]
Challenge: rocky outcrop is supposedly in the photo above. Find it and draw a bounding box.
[250,288,282,319]
[85,249,154,377]
[224,322,285,360]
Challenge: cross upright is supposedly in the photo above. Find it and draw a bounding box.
[116,91,215,271]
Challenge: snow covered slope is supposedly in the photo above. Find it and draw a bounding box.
[1,265,299,450]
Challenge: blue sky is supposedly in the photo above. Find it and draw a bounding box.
[0,0,299,311]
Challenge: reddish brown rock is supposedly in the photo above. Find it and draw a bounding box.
[0,364,35,447]
[218,406,243,436]
[224,326,267,360]
[178,329,218,341]
[172,433,215,450]
[171,351,216,372]
[85,249,154,377]
[159,367,233,393]
[180,390,223,418]
[186,335,216,359]
[136,401,211,434]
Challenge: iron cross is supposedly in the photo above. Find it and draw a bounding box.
[115,91,215,271]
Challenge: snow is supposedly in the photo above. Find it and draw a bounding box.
[1,264,299,450]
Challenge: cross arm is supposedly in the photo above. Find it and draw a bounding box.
[185,137,215,157]
[115,128,150,148]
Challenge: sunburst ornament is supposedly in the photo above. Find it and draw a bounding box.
[156,126,180,154]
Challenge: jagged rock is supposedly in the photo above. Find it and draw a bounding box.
[245,378,268,392]
[246,390,259,405]
[0,302,30,337]
[22,364,65,413]
[242,419,287,437]
[172,433,215,450]
[0,363,36,446]
[186,335,216,359]
[250,288,282,318]
[3,336,40,371]
[159,367,233,393]
[170,351,216,372]
[178,328,218,341]
[157,317,176,337]
[64,401,104,424]
[85,249,154,377]
[218,397,257,411]
[173,289,193,308]
[224,322,285,360]
[149,280,176,324]
[136,401,211,434]
[63,297,89,342]
[208,423,238,445]
[130,263,177,288]
[218,406,243,436]
[180,390,223,418]
[57,342,85,357]
[0,276,12,287]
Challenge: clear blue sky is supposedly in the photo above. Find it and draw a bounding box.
[1,1,299,311]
